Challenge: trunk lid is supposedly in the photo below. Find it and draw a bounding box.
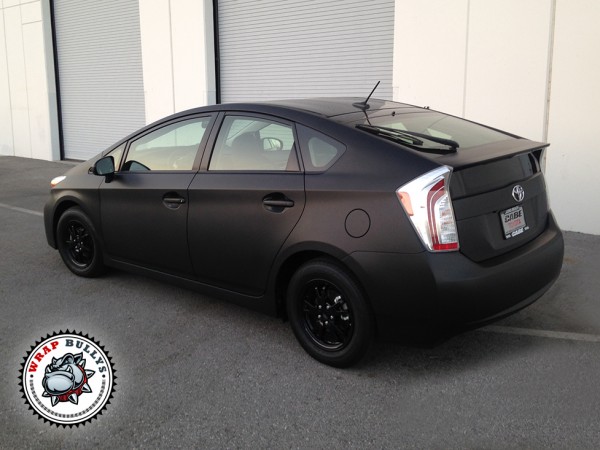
[448,147,549,262]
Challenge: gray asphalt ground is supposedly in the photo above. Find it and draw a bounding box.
[1,155,600,449]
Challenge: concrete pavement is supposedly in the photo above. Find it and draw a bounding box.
[1,155,600,448]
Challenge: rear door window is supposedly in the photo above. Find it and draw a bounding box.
[209,115,299,171]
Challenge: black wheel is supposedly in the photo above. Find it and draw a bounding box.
[56,207,105,277]
[286,259,374,367]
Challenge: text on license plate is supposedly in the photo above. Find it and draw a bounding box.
[501,205,529,239]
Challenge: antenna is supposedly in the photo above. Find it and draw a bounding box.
[352,81,380,110]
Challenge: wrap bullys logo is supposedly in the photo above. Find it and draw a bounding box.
[19,331,116,427]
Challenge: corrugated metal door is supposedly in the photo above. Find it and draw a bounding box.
[218,0,395,102]
[53,0,145,160]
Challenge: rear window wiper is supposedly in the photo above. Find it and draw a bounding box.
[356,124,459,153]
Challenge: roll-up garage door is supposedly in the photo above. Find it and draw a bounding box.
[218,0,395,102]
[53,0,145,160]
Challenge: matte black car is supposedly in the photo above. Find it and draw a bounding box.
[44,97,564,367]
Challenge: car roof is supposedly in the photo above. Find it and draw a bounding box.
[260,97,415,118]
[175,97,416,120]
[175,97,423,128]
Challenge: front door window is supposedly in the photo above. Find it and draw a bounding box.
[122,118,210,171]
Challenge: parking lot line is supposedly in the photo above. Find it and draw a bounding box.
[482,325,600,343]
[0,202,43,217]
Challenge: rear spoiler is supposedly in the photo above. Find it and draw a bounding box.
[430,139,549,170]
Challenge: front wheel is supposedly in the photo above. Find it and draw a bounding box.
[56,207,105,277]
[286,259,374,367]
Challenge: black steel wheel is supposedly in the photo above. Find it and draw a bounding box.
[56,207,105,277]
[287,259,374,367]
[302,279,353,350]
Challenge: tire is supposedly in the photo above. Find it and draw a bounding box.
[56,207,105,277]
[286,259,374,367]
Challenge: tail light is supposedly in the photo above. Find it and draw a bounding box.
[397,166,459,252]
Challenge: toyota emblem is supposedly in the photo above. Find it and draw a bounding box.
[512,185,525,202]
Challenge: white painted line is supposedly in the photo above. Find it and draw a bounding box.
[0,202,43,217]
[481,325,600,343]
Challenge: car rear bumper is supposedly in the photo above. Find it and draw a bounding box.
[344,212,564,340]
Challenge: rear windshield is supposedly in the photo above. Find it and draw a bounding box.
[352,110,514,150]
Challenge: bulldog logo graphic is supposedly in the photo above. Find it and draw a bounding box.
[42,352,95,406]
[19,330,116,427]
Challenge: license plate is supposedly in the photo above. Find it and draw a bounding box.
[501,205,529,239]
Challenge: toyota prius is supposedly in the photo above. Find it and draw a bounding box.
[44,97,564,367]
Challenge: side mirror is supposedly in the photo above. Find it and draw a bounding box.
[93,156,115,182]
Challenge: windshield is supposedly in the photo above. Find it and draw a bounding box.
[353,110,514,150]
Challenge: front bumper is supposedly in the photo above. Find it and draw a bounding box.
[344,212,564,340]
[43,200,57,249]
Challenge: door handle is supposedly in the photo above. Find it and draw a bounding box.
[163,193,186,209]
[263,194,294,212]
[163,197,185,204]
[263,199,294,208]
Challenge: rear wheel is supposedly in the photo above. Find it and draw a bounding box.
[286,259,374,367]
[56,207,105,277]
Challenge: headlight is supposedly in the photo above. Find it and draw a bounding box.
[50,176,66,188]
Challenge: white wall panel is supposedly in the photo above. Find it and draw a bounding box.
[23,21,52,160]
[139,0,216,124]
[171,0,215,111]
[393,0,469,117]
[139,0,175,124]
[20,1,41,23]
[465,0,552,141]
[393,0,552,141]
[545,0,600,235]
[4,5,31,157]
[0,0,57,160]
[0,7,14,156]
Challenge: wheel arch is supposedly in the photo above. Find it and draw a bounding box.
[50,198,100,249]
[50,199,79,246]
[274,249,373,325]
